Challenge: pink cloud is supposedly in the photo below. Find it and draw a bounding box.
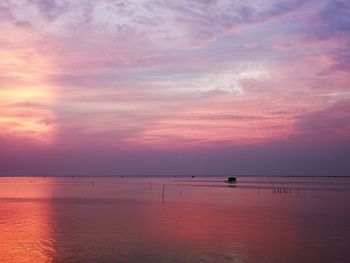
[0,0,349,175]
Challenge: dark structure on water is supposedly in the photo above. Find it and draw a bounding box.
[226,176,237,183]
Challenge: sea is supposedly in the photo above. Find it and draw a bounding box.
[0,176,349,263]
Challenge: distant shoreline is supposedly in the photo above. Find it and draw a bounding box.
[0,175,349,178]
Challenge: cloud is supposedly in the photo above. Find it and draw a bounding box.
[156,0,305,47]
[0,2,32,28]
[0,2,14,21]
[29,0,69,21]
[330,43,350,71]
[260,0,304,17]
[0,0,349,174]
[295,100,350,140]
[299,0,350,73]
[318,0,350,39]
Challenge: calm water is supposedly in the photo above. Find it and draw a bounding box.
[0,176,349,263]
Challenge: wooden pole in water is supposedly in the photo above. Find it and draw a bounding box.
[162,184,165,200]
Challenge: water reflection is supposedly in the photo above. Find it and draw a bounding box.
[0,177,349,263]
[0,178,55,262]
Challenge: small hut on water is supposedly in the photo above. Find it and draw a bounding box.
[226,176,237,183]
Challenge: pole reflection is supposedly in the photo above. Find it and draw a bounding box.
[0,177,349,262]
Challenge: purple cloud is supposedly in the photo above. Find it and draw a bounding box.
[0,0,349,176]
[154,0,305,47]
[30,0,69,20]
[330,43,350,71]
[319,0,350,38]
[300,0,350,72]
[295,100,350,140]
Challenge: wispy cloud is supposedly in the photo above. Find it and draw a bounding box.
[0,0,349,174]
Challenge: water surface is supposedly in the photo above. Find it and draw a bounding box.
[0,176,349,262]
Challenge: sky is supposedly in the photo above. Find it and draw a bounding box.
[0,0,349,176]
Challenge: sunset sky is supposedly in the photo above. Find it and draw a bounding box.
[1,0,349,176]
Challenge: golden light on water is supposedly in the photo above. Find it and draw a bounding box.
[0,202,55,263]
[0,178,55,263]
